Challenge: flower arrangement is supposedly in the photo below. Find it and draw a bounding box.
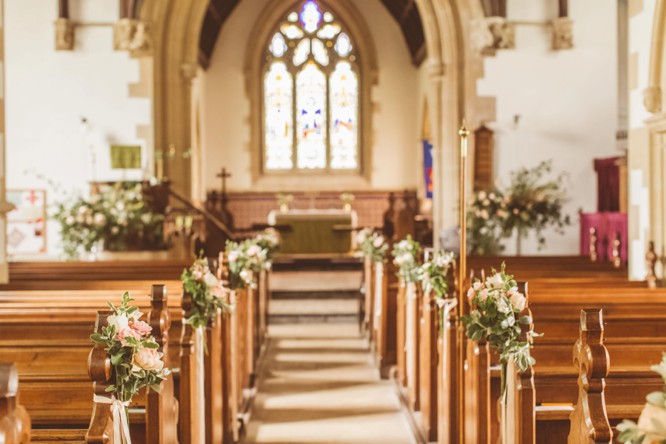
[340,192,355,211]
[276,193,294,212]
[54,182,166,259]
[467,160,570,255]
[418,250,456,299]
[392,235,422,283]
[181,256,230,329]
[225,240,256,290]
[500,160,570,250]
[90,292,170,404]
[253,229,280,264]
[357,229,388,263]
[462,266,537,395]
[618,355,666,443]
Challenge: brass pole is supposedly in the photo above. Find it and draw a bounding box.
[457,121,469,443]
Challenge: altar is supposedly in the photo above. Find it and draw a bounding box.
[268,209,358,257]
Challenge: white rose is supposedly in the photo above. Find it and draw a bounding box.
[466,287,475,299]
[204,272,218,288]
[66,216,75,225]
[94,213,106,226]
[228,251,239,263]
[478,191,487,200]
[107,313,129,333]
[247,245,261,257]
[473,282,483,291]
[478,289,489,302]
[373,236,384,248]
[486,273,504,289]
[509,292,526,311]
[637,404,666,442]
[239,269,251,282]
[496,297,511,314]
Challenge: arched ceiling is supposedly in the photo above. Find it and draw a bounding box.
[198,0,426,68]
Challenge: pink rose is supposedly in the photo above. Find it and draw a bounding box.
[130,320,152,336]
[133,348,164,372]
[466,287,475,299]
[116,326,142,346]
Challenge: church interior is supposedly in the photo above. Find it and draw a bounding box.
[1,0,666,443]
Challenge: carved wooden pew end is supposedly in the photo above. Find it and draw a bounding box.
[0,362,31,444]
[567,308,612,444]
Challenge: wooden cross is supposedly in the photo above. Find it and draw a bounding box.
[217,167,232,197]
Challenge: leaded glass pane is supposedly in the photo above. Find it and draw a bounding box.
[312,39,329,66]
[334,32,352,57]
[329,62,358,169]
[288,12,298,22]
[280,23,303,40]
[296,63,327,169]
[293,39,310,66]
[317,24,341,40]
[300,1,321,34]
[323,12,334,23]
[269,33,287,57]
[264,62,293,170]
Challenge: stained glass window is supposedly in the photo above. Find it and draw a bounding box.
[264,62,293,169]
[263,1,360,172]
[330,62,358,169]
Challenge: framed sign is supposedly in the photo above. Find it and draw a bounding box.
[7,189,47,255]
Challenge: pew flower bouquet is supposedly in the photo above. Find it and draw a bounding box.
[244,239,270,273]
[462,266,537,396]
[253,229,280,265]
[359,230,388,263]
[90,292,170,404]
[418,250,456,299]
[225,240,256,290]
[392,236,422,283]
[181,256,230,329]
[617,354,666,443]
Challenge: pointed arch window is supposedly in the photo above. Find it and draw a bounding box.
[263,1,360,172]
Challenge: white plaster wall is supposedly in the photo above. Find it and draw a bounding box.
[627,0,656,279]
[477,0,619,255]
[5,0,151,254]
[199,0,419,194]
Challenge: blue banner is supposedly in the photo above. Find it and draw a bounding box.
[423,140,433,199]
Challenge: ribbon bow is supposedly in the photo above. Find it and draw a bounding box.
[93,394,132,444]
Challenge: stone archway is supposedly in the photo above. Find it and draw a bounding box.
[141,0,488,242]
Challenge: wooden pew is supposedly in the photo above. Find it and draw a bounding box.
[0,362,30,444]
[373,261,397,378]
[0,286,179,442]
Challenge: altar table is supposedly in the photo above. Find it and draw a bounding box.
[268,209,358,257]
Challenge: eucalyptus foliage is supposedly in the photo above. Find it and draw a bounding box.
[618,354,666,443]
[462,266,538,396]
[417,250,455,299]
[391,235,422,283]
[90,292,170,403]
[181,256,230,329]
[356,228,388,263]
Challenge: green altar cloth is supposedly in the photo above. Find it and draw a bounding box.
[269,209,357,257]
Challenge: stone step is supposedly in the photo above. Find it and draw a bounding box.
[269,298,359,325]
[272,290,360,300]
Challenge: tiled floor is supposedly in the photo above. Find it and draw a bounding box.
[243,323,416,444]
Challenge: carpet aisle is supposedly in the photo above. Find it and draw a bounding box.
[243,322,417,444]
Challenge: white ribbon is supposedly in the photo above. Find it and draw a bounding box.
[195,326,206,444]
[93,394,131,444]
[374,263,384,318]
[405,282,417,391]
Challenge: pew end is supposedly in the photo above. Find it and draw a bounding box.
[0,362,31,444]
[86,311,115,444]
[567,309,613,444]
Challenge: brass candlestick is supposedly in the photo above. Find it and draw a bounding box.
[457,121,469,443]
